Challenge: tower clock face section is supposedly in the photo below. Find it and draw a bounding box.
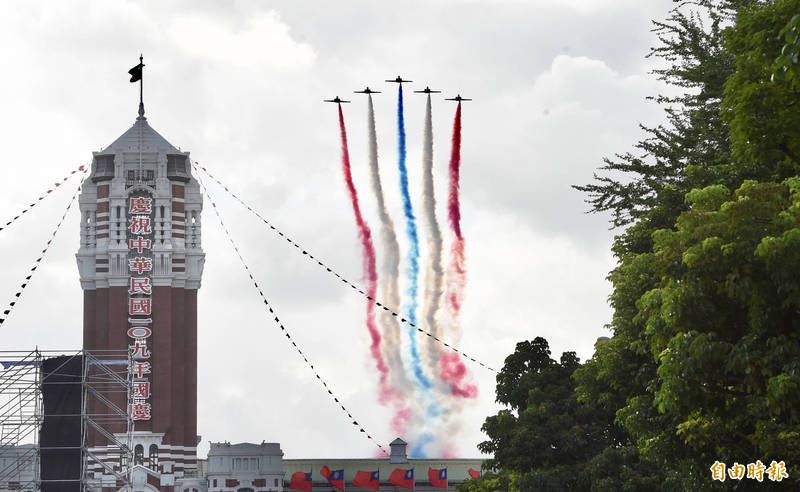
[77,112,205,490]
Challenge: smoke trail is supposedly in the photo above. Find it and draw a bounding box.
[364,94,415,435]
[441,102,477,399]
[336,104,394,403]
[396,85,431,391]
[419,94,445,381]
[414,95,448,458]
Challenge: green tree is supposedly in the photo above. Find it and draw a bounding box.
[459,338,655,492]
[574,0,800,489]
[639,180,800,482]
[467,1,800,488]
[723,0,800,170]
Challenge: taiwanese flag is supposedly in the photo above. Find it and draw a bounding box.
[468,468,481,479]
[428,468,447,489]
[321,465,345,491]
[289,471,312,491]
[389,468,414,489]
[352,470,379,490]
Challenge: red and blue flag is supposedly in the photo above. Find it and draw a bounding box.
[389,468,414,489]
[320,465,345,491]
[352,470,379,490]
[289,471,312,491]
[428,467,447,489]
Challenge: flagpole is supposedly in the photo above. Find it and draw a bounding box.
[138,54,144,117]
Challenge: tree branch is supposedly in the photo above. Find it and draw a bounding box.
[779,143,800,166]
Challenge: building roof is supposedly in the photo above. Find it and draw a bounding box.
[208,442,283,456]
[101,115,180,155]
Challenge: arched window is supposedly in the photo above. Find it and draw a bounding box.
[149,444,159,471]
[134,445,143,466]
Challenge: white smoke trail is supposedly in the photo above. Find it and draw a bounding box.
[419,94,445,383]
[365,95,419,436]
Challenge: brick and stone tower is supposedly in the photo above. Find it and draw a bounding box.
[76,103,205,491]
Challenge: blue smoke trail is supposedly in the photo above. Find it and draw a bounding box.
[396,85,431,392]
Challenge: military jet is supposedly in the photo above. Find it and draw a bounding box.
[324,97,351,103]
[414,86,441,94]
[354,87,381,94]
[445,94,472,101]
[385,76,413,84]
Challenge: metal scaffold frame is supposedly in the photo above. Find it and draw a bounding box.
[81,349,134,492]
[0,349,133,492]
[0,349,41,491]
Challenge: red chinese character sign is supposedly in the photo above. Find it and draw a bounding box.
[129,197,153,215]
[127,192,154,421]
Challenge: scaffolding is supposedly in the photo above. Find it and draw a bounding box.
[0,349,133,492]
[81,349,134,492]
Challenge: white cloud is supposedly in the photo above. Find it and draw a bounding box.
[170,11,315,69]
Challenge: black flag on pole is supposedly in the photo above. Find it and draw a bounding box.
[128,62,144,82]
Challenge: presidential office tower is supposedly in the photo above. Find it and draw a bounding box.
[76,103,205,492]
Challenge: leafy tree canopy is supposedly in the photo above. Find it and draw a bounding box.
[460,338,657,492]
[469,0,800,489]
[573,0,800,488]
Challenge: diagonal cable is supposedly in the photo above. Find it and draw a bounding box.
[0,164,86,234]
[193,162,497,373]
[195,170,389,456]
[0,170,87,327]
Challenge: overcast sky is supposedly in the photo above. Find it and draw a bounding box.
[0,0,676,460]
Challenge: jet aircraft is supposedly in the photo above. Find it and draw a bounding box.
[354,87,381,94]
[445,94,472,101]
[385,76,412,84]
[324,97,351,103]
[414,86,441,94]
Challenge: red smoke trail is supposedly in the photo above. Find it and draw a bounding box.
[441,102,478,399]
[448,103,463,240]
[337,105,395,404]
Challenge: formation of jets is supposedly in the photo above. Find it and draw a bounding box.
[326,76,471,103]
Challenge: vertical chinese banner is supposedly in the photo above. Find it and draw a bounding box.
[127,193,153,421]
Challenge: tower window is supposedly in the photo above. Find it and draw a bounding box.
[92,155,115,183]
[134,445,143,466]
[167,154,190,182]
[127,170,135,181]
[149,444,159,471]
